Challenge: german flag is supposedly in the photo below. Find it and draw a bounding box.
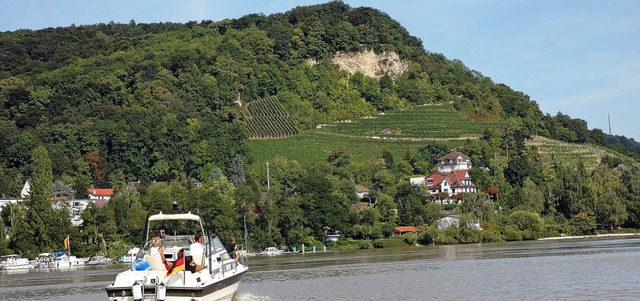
[64,235,70,253]
[165,257,185,278]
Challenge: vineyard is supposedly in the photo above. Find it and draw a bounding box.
[315,104,499,139]
[527,135,631,170]
[248,103,489,166]
[247,96,298,139]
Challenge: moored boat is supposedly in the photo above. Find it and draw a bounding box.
[86,255,113,265]
[0,254,32,270]
[120,247,140,264]
[105,212,248,301]
[51,251,87,268]
[260,247,284,256]
[32,253,55,268]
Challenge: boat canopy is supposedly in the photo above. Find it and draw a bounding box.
[148,212,201,222]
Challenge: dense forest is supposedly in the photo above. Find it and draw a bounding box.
[1,1,639,258]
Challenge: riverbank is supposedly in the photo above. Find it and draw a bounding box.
[538,232,640,241]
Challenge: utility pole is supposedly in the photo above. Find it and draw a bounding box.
[266,162,270,191]
[608,113,611,135]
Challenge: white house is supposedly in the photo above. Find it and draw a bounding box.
[354,185,371,199]
[426,170,477,196]
[437,215,482,231]
[410,177,426,186]
[437,151,472,173]
[425,152,477,202]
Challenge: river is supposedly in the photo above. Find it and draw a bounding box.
[1,237,638,300]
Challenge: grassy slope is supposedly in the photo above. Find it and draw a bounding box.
[249,104,493,166]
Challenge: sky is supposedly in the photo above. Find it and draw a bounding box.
[1,0,638,141]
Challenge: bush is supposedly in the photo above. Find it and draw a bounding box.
[482,228,503,243]
[434,227,459,245]
[458,227,482,244]
[566,212,596,235]
[403,234,417,245]
[327,240,360,251]
[373,236,411,248]
[503,226,523,241]
[507,210,544,232]
[358,240,373,249]
[417,226,437,245]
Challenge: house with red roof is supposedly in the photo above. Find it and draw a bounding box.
[394,226,419,236]
[87,188,114,201]
[425,151,477,203]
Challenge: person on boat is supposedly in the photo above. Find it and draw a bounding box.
[224,236,240,262]
[189,233,205,266]
[150,238,170,270]
[189,233,204,255]
[185,255,204,273]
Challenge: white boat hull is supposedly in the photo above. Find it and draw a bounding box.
[1,263,32,270]
[105,267,246,301]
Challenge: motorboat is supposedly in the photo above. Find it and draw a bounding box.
[0,254,32,270]
[260,247,284,256]
[32,253,56,268]
[105,212,248,301]
[52,251,87,268]
[87,255,113,265]
[120,247,140,264]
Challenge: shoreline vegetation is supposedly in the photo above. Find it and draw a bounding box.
[538,232,640,241]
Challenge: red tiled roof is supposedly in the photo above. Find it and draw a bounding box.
[426,171,476,190]
[87,188,114,196]
[394,226,418,233]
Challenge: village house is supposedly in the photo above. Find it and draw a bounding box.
[394,226,419,236]
[437,215,482,231]
[354,184,371,200]
[0,181,114,227]
[424,151,477,203]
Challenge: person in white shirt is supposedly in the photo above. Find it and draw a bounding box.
[150,238,169,269]
[189,233,205,266]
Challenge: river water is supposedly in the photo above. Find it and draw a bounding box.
[1,237,639,301]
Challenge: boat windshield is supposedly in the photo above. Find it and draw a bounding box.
[210,236,226,253]
[161,235,193,248]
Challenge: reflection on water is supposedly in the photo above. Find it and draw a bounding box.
[1,237,639,301]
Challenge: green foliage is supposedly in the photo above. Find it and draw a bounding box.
[506,210,544,233]
[373,236,410,248]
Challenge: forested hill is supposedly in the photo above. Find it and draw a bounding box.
[0,1,638,195]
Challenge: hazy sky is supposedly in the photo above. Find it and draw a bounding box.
[1,0,638,140]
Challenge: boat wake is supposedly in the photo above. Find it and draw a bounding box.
[234,293,276,301]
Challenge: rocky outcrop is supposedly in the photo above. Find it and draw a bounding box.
[331,50,409,79]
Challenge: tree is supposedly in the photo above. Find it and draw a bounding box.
[25,146,56,252]
[587,167,627,229]
[518,178,545,214]
[327,147,350,168]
